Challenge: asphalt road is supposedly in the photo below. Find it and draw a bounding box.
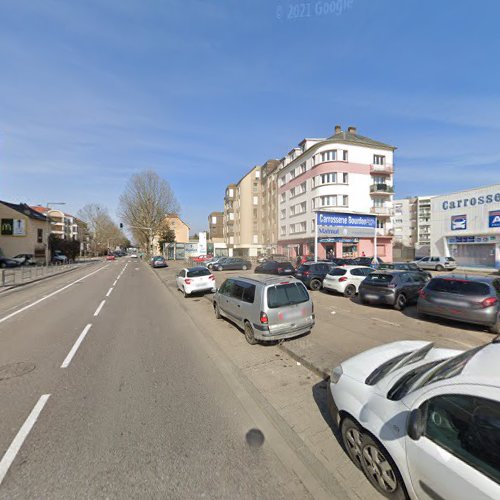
[0,260,321,499]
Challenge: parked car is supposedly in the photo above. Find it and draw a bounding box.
[176,266,216,297]
[150,256,168,268]
[353,256,385,267]
[379,262,432,279]
[254,260,295,275]
[322,266,374,297]
[414,256,457,271]
[12,253,37,266]
[325,258,357,267]
[328,338,500,500]
[358,270,429,310]
[418,275,500,334]
[213,275,314,344]
[130,253,138,259]
[106,254,116,261]
[212,257,252,271]
[205,256,228,270]
[51,251,68,264]
[0,256,21,268]
[192,254,212,263]
[294,261,336,290]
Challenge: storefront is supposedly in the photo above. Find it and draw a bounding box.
[430,185,500,269]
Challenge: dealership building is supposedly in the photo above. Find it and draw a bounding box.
[430,184,500,269]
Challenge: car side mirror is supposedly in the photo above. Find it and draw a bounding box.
[407,408,425,441]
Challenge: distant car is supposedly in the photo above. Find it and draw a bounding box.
[213,258,252,271]
[294,261,336,290]
[151,256,168,268]
[0,256,20,268]
[205,257,228,270]
[328,339,500,500]
[358,270,429,310]
[414,256,457,271]
[379,262,432,280]
[213,275,314,344]
[12,253,36,266]
[418,275,500,334]
[322,266,374,297]
[106,254,116,261]
[51,251,68,264]
[254,260,295,275]
[353,256,384,267]
[176,266,216,297]
[130,253,138,259]
[192,255,212,263]
[326,258,357,266]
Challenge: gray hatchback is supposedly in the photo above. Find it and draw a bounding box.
[213,275,315,344]
[417,275,500,333]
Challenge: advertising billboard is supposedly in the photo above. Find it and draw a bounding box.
[451,214,467,231]
[316,212,376,238]
[489,210,500,228]
[1,218,27,236]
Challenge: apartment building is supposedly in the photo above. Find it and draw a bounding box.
[392,198,416,248]
[260,159,280,253]
[207,211,224,242]
[277,125,395,260]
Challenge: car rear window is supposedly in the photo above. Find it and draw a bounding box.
[328,268,347,276]
[267,283,309,309]
[427,278,490,295]
[187,268,211,277]
[363,273,393,284]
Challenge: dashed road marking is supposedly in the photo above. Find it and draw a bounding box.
[61,324,93,368]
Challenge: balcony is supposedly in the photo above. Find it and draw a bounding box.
[370,206,391,216]
[370,164,393,175]
[370,183,394,195]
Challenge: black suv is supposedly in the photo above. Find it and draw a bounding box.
[295,261,335,290]
[254,260,295,275]
[213,258,252,271]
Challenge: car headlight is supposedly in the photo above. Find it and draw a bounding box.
[330,365,343,384]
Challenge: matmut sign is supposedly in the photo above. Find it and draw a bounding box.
[317,212,376,237]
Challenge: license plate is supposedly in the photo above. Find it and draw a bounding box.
[284,269,293,273]
[296,273,302,277]
[365,294,378,300]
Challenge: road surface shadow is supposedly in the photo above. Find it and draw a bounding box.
[311,379,343,448]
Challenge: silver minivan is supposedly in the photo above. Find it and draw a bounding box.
[213,275,315,344]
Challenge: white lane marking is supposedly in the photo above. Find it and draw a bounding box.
[106,287,113,297]
[113,280,118,286]
[0,265,108,325]
[0,394,51,485]
[60,324,92,368]
[371,317,401,327]
[93,300,106,317]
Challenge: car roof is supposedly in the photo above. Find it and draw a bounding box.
[431,274,496,284]
[228,275,300,286]
[369,269,407,275]
[185,266,210,271]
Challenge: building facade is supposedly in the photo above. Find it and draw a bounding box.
[260,159,280,254]
[393,198,416,248]
[430,184,500,269]
[207,211,224,242]
[277,126,395,260]
[165,214,190,243]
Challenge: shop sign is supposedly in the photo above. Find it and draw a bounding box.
[441,191,500,210]
[448,236,496,244]
[451,214,467,231]
[319,237,359,243]
[316,212,376,238]
[489,210,500,228]
[1,218,26,236]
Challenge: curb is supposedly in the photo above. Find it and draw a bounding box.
[278,341,330,380]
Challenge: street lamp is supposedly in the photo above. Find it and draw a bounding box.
[45,202,66,266]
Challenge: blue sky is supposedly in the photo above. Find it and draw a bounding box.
[1,0,500,233]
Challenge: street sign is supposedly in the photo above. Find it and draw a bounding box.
[489,210,500,228]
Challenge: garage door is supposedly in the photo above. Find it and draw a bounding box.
[450,243,495,268]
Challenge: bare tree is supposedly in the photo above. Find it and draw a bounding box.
[118,170,180,252]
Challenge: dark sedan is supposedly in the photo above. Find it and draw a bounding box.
[358,270,429,310]
[151,256,168,268]
[213,258,252,271]
[0,256,20,268]
[254,260,295,275]
[294,261,335,290]
[379,262,432,279]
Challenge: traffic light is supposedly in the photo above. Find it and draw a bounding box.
[120,223,123,229]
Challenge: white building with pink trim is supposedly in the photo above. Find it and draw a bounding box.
[277,125,396,261]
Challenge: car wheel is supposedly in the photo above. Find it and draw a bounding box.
[214,303,222,319]
[340,417,364,470]
[242,265,247,271]
[244,322,258,345]
[435,264,444,271]
[394,293,407,311]
[344,284,356,298]
[183,287,189,298]
[360,435,406,500]
[0,262,6,269]
[489,315,500,334]
[310,279,322,291]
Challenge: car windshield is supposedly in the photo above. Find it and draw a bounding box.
[267,283,309,308]
[187,268,211,278]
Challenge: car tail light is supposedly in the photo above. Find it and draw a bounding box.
[419,289,427,299]
[277,267,283,272]
[302,271,310,276]
[185,278,192,285]
[481,297,498,308]
[209,275,215,280]
[260,312,269,324]
[339,277,347,282]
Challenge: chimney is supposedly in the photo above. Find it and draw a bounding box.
[347,126,357,134]
[334,125,342,134]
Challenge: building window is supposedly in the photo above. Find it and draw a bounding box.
[255,170,261,178]
[373,155,385,165]
[280,192,286,203]
[280,209,286,220]
[299,162,306,174]
[279,176,286,187]
[343,150,348,161]
[300,181,306,194]
[253,235,258,244]
[229,212,234,221]
[253,183,258,192]
[320,195,337,207]
[212,216,217,224]
[37,228,43,243]
[342,172,348,184]
[342,195,349,206]
[290,187,296,197]
[289,205,295,216]
[300,201,306,213]
[229,189,234,197]
[311,219,315,231]
[300,222,306,233]
[253,196,258,205]
[312,155,316,166]
[321,173,337,184]
[280,225,286,236]
[321,150,337,162]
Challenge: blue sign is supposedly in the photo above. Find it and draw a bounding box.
[316,212,377,238]
[451,214,467,231]
[489,210,500,228]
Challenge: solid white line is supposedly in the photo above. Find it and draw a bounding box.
[0,394,51,485]
[106,287,113,297]
[0,265,109,325]
[93,300,106,317]
[113,280,118,286]
[371,317,401,327]
[60,324,92,368]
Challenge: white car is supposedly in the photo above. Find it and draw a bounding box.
[130,253,138,259]
[414,256,457,271]
[176,266,216,298]
[328,339,500,500]
[323,265,373,297]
